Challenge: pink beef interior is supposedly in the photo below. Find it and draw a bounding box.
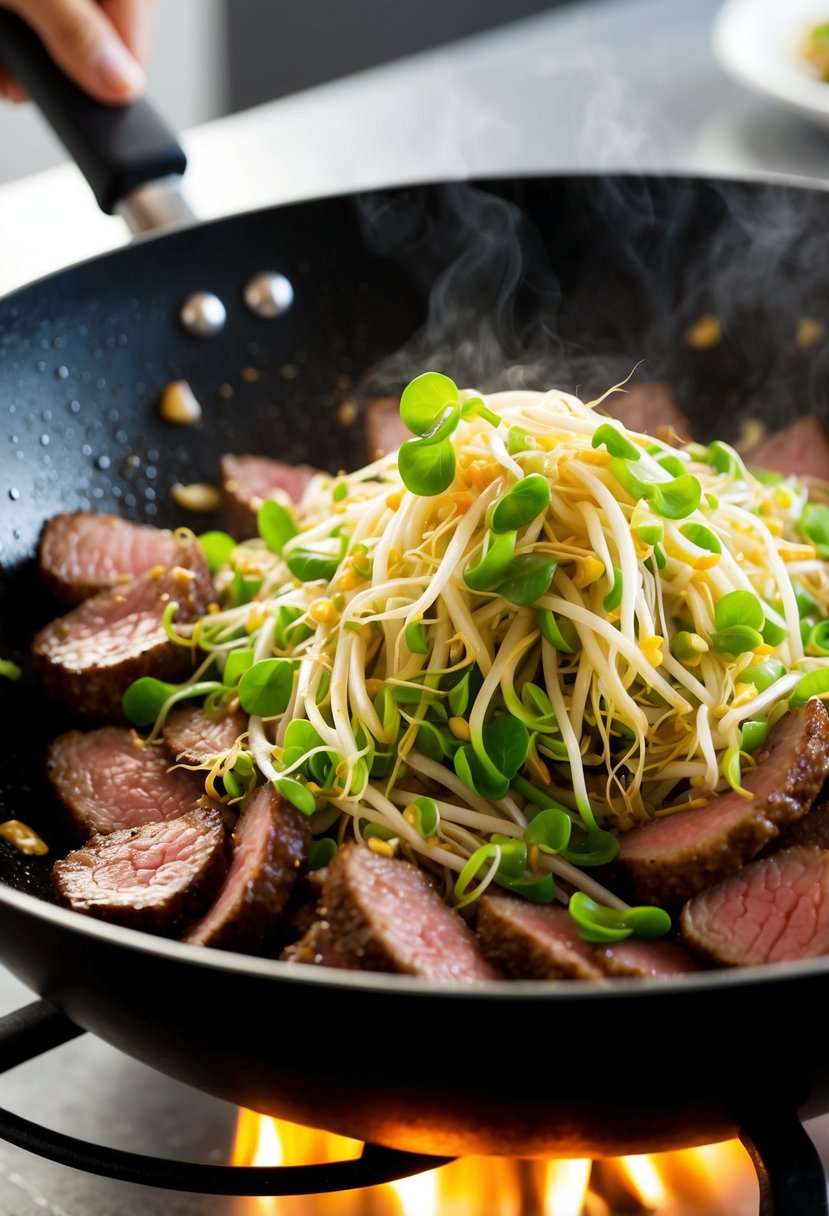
[331,846,496,982]
[187,791,273,941]
[48,727,205,835]
[40,568,196,672]
[41,513,187,593]
[62,816,220,908]
[222,454,317,506]
[682,846,829,965]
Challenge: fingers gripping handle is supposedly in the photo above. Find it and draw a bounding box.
[0,10,186,215]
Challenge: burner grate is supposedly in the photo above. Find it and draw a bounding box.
[0,1000,824,1214]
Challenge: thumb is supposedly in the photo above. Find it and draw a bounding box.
[6,0,145,104]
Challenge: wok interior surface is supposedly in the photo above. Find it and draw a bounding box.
[2,173,829,1155]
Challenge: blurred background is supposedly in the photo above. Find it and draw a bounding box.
[0,0,561,184]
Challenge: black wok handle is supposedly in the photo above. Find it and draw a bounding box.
[0,9,186,215]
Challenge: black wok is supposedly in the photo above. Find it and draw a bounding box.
[2,10,829,1170]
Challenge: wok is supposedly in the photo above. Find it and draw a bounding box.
[2,9,829,1175]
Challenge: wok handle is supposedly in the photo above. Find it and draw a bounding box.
[0,10,188,220]
[739,1106,829,1216]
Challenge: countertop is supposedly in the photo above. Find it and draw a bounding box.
[1,0,828,297]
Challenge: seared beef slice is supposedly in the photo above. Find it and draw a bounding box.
[39,512,201,606]
[221,454,319,539]
[53,807,227,933]
[321,843,497,981]
[743,415,829,482]
[163,703,247,765]
[603,381,691,442]
[681,846,829,966]
[47,727,208,838]
[618,700,829,904]
[32,559,213,720]
[185,784,310,952]
[477,893,604,980]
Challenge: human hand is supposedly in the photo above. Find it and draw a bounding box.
[0,0,156,104]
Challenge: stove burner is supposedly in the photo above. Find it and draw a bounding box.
[0,1001,824,1214]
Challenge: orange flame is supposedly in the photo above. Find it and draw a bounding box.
[231,1110,759,1216]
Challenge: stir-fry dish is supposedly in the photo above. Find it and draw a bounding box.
[801,20,829,80]
[23,376,829,981]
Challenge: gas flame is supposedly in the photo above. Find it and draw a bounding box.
[231,1111,759,1215]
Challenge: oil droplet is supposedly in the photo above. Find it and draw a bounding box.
[0,820,48,856]
[96,455,111,470]
[8,488,19,501]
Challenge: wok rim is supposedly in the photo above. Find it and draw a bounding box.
[4,876,829,1001]
[4,167,829,1009]
[2,166,829,311]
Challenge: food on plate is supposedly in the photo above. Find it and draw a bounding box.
[28,373,829,980]
[801,21,829,81]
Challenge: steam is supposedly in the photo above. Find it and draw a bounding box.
[357,170,829,439]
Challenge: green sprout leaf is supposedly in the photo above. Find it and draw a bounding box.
[791,668,829,707]
[806,620,829,656]
[740,718,769,754]
[407,795,440,839]
[714,590,764,632]
[405,620,429,654]
[123,677,221,727]
[568,892,671,944]
[464,530,517,591]
[603,567,623,613]
[494,553,557,606]
[649,473,702,520]
[742,658,787,691]
[230,571,262,606]
[707,440,747,479]
[239,659,294,716]
[0,659,21,682]
[399,372,460,435]
[710,625,764,656]
[537,607,580,654]
[495,872,555,902]
[800,502,829,556]
[198,530,236,573]
[258,500,299,555]
[680,522,722,554]
[489,474,551,533]
[591,422,641,460]
[309,838,337,870]
[398,434,457,497]
[273,775,316,815]
[223,646,254,687]
[286,545,341,583]
[524,807,572,855]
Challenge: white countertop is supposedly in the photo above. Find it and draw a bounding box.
[2,0,829,298]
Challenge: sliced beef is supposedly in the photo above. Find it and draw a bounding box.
[364,397,410,459]
[32,559,213,721]
[184,783,310,952]
[320,842,497,981]
[476,892,604,980]
[595,938,701,978]
[47,726,208,838]
[221,454,319,539]
[280,919,354,968]
[52,806,228,933]
[744,414,829,482]
[38,512,199,607]
[162,703,247,765]
[603,382,691,442]
[617,700,829,905]
[681,845,829,966]
[766,802,829,855]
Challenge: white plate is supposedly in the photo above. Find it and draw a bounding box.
[713,0,829,131]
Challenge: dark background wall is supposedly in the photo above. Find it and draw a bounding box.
[226,0,564,111]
